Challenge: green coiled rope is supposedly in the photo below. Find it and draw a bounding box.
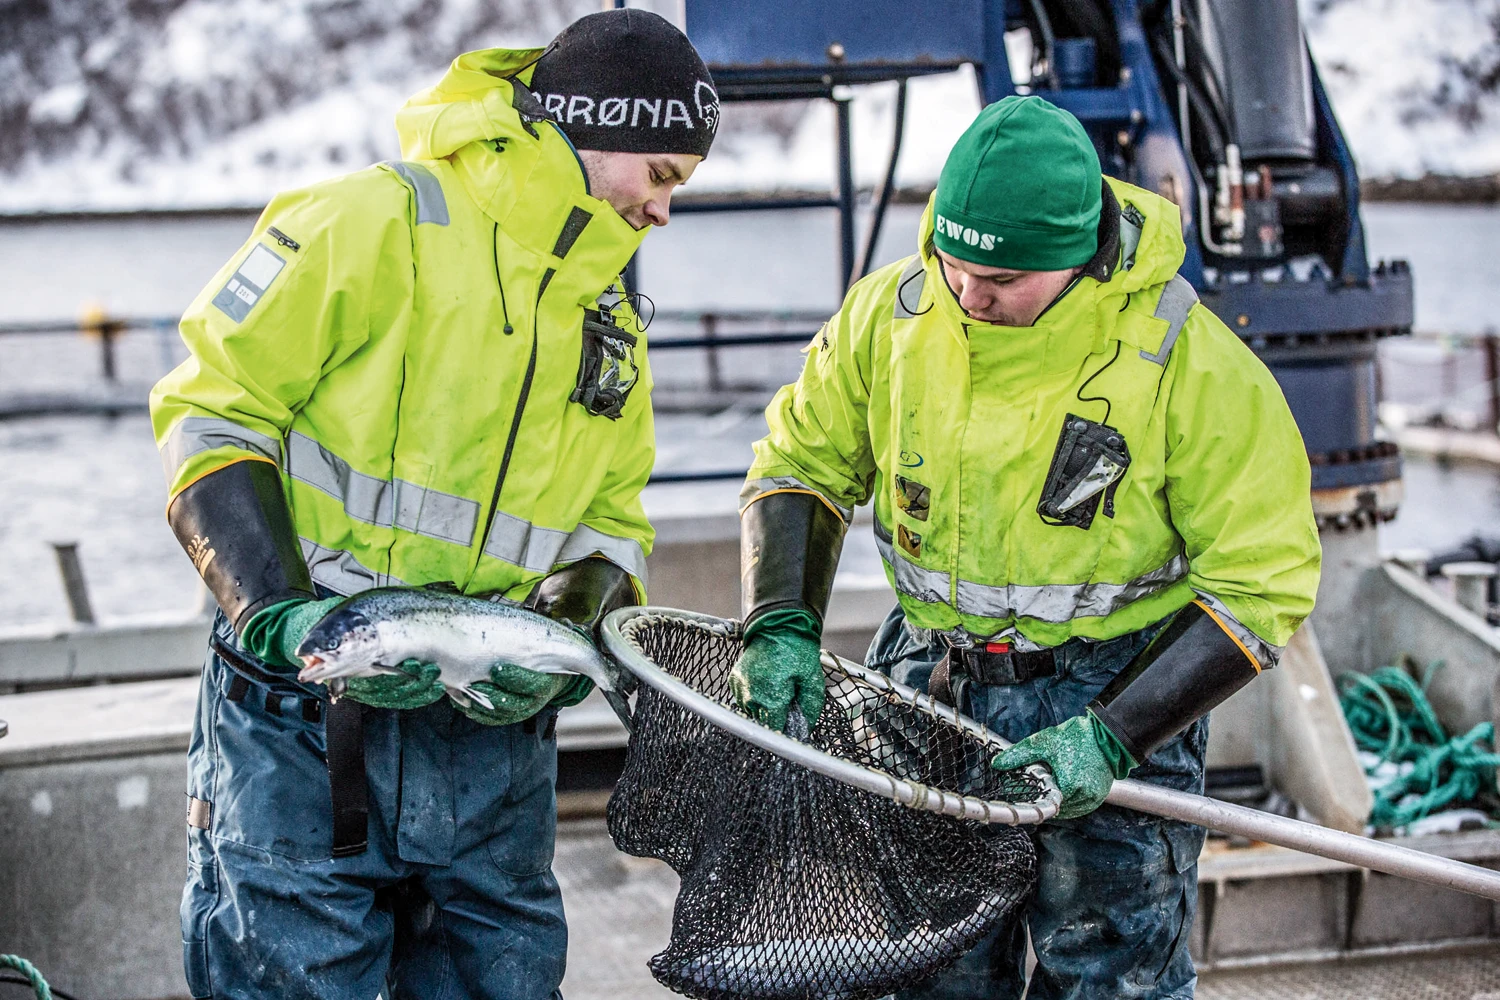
[1338,661,1500,829]
[0,956,52,1000]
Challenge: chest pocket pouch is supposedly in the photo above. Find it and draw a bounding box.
[570,308,639,420]
[1037,414,1132,530]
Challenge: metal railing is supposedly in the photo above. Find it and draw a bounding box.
[0,307,813,481]
[0,308,827,380]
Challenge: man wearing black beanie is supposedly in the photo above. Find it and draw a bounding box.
[532,8,718,227]
[154,8,714,999]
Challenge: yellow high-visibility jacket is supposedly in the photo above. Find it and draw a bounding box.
[746,178,1321,666]
[151,47,655,601]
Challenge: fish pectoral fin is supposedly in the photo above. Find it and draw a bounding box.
[461,685,495,711]
[446,685,495,711]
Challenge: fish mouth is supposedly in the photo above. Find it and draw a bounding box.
[297,654,339,684]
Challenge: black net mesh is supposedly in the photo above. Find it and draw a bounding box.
[606,615,1048,1000]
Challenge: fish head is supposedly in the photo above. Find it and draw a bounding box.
[295,607,382,680]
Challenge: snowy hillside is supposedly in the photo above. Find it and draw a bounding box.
[1,0,1498,212]
[1307,0,1500,178]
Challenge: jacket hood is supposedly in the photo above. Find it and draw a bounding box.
[917,175,1187,300]
[396,47,549,161]
[394,47,649,278]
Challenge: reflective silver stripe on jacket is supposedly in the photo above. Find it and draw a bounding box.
[740,476,855,525]
[872,537,951,605]
[299,538,404,596]
[873,518,1189,623]
[871,518,950,604]
[957,553,1190,623]
[286,432,479,546]
[383,161,450,227]
[160,416,281,482]
[483,510,649,583]
[1193,589,1283,670]
[892,256,927,320]
[1139,275,1199,365]
[287,433,391,526]
[393,480,480,546]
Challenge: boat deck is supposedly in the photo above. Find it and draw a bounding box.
[1199,948,1500,999]
[555,819,1500,1000]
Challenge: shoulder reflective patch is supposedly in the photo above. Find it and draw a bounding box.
[211,243,287,323]
[1139,274,1199,366]
[384,160,450,226]
[892,256,927,319]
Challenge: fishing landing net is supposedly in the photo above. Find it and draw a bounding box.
[600,607,1061,1000]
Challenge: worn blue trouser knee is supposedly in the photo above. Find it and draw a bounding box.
[867,606,1207,1000]
[180,612,567,1000]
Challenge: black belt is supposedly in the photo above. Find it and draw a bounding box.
[951,640,1057,686]
[929,639,1057,705]
[211,634,368,858]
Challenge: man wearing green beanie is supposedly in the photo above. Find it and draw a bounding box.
[731,96,1320,996]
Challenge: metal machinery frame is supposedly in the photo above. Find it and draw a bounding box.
[678,0,1413,528]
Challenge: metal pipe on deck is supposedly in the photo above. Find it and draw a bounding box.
[50,542,96,625]
[1106,777,1500,902]
[822,653,1500,903]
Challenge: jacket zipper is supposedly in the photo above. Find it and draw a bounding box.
[479,267,555,556]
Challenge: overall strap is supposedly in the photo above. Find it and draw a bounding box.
[325,699,369,858]
[209,632,369,857]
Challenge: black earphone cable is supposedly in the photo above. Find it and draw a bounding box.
[492,222,514,335]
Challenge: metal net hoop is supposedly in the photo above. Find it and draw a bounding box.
[599,606,1058,1000]
[604,607,1061,823]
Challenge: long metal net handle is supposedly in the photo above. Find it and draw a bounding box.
[823,650,1500,903]
[601,606,1062,825]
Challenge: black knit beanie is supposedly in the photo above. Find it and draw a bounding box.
[529,9,718,159]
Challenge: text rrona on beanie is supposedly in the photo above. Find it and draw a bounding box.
[529,9,718,159]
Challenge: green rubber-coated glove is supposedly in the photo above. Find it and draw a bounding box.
[344,659,447,710]
[990,711,1137,820]
[729,608,826,733]
[537,621,597,710]
[240,596,446,710]
[241,596,345,670]
[456,662,576,727]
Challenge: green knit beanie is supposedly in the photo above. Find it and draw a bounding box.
[933,96,1102,271]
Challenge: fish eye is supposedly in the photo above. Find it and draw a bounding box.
[321,636,342,652]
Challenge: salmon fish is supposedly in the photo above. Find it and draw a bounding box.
[295,587,618,708]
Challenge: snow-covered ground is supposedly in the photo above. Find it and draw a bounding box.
[1,0,1498,212]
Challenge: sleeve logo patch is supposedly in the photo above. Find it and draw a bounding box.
[212,243,287,323]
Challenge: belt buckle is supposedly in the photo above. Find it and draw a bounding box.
[968,640,1021,686]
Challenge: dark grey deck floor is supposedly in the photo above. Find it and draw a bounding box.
[1197,948,1500,1000]
[557,819,679,1000]
[555,819,1500,1000]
